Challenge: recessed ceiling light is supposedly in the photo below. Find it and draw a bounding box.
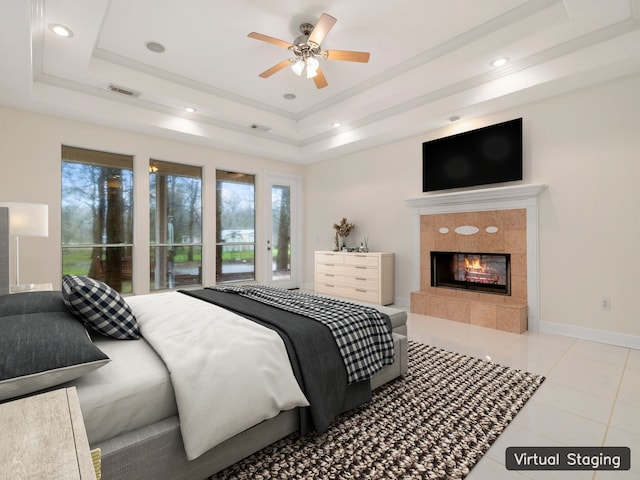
[49,24,73,38]
[449,115,461,123]
[490,57,509,67]
[283,93,296,100]
[184,107,196,113]
[145,41,165,53]
[331,122,342,128]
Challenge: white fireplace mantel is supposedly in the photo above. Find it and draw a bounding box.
[406,183,547,212]
[406,183,547,331]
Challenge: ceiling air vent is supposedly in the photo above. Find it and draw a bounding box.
[108,84,141,97]
[250,123,271,132]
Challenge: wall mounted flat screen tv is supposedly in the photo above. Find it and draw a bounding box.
[422,118,523,192]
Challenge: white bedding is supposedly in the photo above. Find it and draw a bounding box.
[126,292,309,460]
[68,335,177,444]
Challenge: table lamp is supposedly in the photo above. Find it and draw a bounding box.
[0,202,49,287]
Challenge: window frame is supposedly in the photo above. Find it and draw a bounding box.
[215,169,256,284]
[149,159,203,290]
[61,145,134,293]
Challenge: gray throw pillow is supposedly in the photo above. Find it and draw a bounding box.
[0,290,68,317]
[0,311,110,401]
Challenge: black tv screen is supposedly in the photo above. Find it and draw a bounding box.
[422,118,523,192]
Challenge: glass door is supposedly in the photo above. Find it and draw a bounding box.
[265,173,300,289]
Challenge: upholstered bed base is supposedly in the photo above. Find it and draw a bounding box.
[98,333,407,480]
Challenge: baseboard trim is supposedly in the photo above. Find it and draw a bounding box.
[540,320,640,350]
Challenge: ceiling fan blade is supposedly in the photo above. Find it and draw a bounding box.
[247,32,293,49]
[313,68,328,89]
[324,49,370,63]
[259,59,292,78]
[308,13,337,46]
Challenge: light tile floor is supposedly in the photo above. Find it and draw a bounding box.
[406,311,640,479]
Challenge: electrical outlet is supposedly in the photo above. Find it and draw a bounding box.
[601,298,611,311]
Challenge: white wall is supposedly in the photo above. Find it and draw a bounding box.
[0,106,304,293]
[304,73,640,345]
[2,73,639,345]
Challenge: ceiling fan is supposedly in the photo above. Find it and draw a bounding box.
[247,13,370,89]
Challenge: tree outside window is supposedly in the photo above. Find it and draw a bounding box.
[61,146,133,293]
[150,160,202,290]
[216,170,255,283]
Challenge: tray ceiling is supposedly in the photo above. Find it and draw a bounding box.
[1,0,639,163]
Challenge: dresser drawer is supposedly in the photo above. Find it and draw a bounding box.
[316,263,379,279]
[315,283,350,298]
[316,272,379,291]
[344,254,379,267]
[315,263,345,275]
[315,252,345,265]
[344,287,380,304]
[315,284,379,304]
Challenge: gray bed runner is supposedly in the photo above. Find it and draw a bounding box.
[208,285,395,384]
[179,288,382,434]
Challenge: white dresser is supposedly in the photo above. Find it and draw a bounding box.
[315,251,394,305]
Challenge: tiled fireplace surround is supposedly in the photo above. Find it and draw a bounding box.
[407,184,546,334]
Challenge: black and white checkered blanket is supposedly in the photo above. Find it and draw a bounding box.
[209,285,395,384]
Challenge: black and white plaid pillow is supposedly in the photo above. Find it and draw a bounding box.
[62,275,140,340]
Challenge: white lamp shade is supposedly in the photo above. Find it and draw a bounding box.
[306,57,319,78]
[0,202,49,237]
[291,59,305,76]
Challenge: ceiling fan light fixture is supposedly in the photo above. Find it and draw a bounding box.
[248,13,369,89]
[306,57,319,78]
[291,59,305,76]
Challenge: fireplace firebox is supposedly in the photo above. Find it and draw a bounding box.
[431,251,511,296]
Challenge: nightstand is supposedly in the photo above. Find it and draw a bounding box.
[0,387,97,479]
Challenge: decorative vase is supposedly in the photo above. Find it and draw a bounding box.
[332,233,339,252]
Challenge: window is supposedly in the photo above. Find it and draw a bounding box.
[271,184,291,280]
[61,146,133,293]
[150,160,202,290]
[216,170,255,283]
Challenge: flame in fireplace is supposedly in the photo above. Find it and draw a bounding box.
[465,257,484,271]
[463,255,500,284]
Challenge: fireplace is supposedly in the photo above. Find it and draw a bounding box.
[431,251,511,296]
[407,184,546,333]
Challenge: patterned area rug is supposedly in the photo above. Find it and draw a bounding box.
[212,341,545,480]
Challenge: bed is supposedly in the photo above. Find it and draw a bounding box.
[0,277,408,480]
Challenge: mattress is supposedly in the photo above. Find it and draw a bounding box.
[66,335,177,444]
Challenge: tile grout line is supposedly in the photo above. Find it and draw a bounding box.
[600,348,631,442]
[592,348,631,480]
[542,335,579,376]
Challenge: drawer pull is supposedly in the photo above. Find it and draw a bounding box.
[355,288,368,293]
[355,277,367,281]
[325,263,335,267]
[355,266,367,269]
[325,284,335,288]
[325,274,334,277]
